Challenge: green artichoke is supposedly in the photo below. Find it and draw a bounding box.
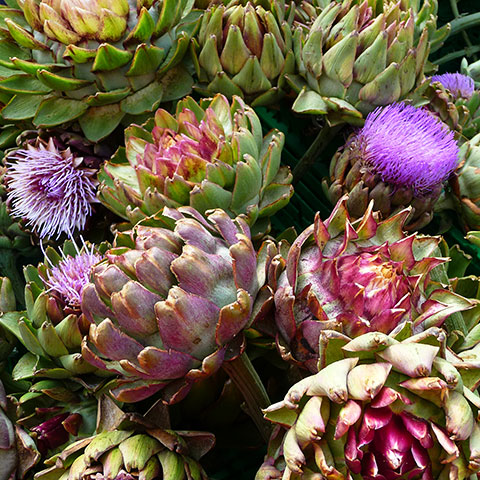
[0,240,109,379]
[191,0,296,105]
[35,397,215,480]
[259,327,480,479]
[98,94,293,237]
[81,207,274,403]
[0,0,199,142]
[289,0,449,124]
[261,196,473,372]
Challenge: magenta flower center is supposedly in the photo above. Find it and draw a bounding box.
[45,251,102,307]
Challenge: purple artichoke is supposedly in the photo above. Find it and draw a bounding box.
[266,196,473,372]
[81,207,273,403]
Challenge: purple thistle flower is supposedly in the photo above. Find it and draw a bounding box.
[44,247,102,308]
[6,139,98,239]
[353,103,459,194]
[431,72,475,100]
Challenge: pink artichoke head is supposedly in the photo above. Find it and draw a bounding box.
[260,328,480,479]
[81,207,274,403]
[98,94,292,237]
[268,196,473,371]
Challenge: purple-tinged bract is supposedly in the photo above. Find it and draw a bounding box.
[357,103,458,194]
[431,72,475,100]
[6,139,98,239]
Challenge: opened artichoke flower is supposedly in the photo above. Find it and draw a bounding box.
[0,240,108,379]
[289,0,449,124]
[324,103,459,230]
[98,94,293,237]
[0,0,199,142]
[191,0,296,105]
[81,207,273,403]
[259,327,480,479]
[265,196,473,372]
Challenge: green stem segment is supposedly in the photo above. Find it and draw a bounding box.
[449,13,480,38]
[222,352,272,442]
[293,124,343,185]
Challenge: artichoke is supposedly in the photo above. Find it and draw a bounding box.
[191,0,296,105]
[0,240,109,379]
[323,103,459,231]
[35,397,215,480]
[263,196,474,372]
[98,94,293,237]
[0,0,199,142]
[259,327,480,479]
[81,207,274,403]
[289,0,449,124]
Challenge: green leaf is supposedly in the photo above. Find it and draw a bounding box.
[292,88,328,114]
[36,69,92,91]
[2,94,44,120]
[78,104,125,142]
[126,44,165,77]
[0,75,52,94]
[92,44,133,72]
[120,80,164,115]
[33,97,88,127]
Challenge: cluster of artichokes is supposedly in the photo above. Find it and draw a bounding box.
[1,0,480,478]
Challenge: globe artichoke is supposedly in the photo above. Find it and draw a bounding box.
[264,196,474,372]
[0,0,199,142]
[323,103,459,231]
[98,94,293,237]
[0,240,108,379]
[289,0,449,124]
[190,0,296,105]
[81,207,274,403]
[34,396,215,480]
[259,327,480,479]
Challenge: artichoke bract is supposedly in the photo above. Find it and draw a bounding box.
[98,94,293,237]
[289,0,449,124]
[259,328,480,479]
[324,103,459,230]
[266,197,473,372]
[0,240,108,379]
[81,207,274,403]
[191,0,296,105]
[0,0,199,142]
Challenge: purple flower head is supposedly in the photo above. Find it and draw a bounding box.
[6,138,98,239]
[431,72,475,100]
[354,103,459,194]
[44,246,102,308]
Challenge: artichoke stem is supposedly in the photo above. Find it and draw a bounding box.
[293,124,343,185]
[222,352,272,442]
[449,12,480,38]
[0,249,24,308]
[435,46,480,66]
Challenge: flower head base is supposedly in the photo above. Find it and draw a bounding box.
[6,138,98,239]
[355,103,458,194]
[431,72,475,100]
[44,247,102,308]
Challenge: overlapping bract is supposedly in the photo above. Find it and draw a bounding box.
[191,0,296,105]
[98,94,293,236]
[259,328,480,479]
[0,0,198,141]
[289,0,448,124]
[81,207,274,403]
[266,197,473,372]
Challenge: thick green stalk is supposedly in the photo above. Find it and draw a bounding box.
[222,352,272,442]
[293,124,342,185]
[436,46,480,66]
[449,13,480,38]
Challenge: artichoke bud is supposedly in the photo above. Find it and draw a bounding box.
[0,277,15,313]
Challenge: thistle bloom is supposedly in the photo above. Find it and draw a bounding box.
[325,103,459,229]
[356,103,458,193]
[44,247,102,308]
[6,139,98,239]
[431,72,475,100]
